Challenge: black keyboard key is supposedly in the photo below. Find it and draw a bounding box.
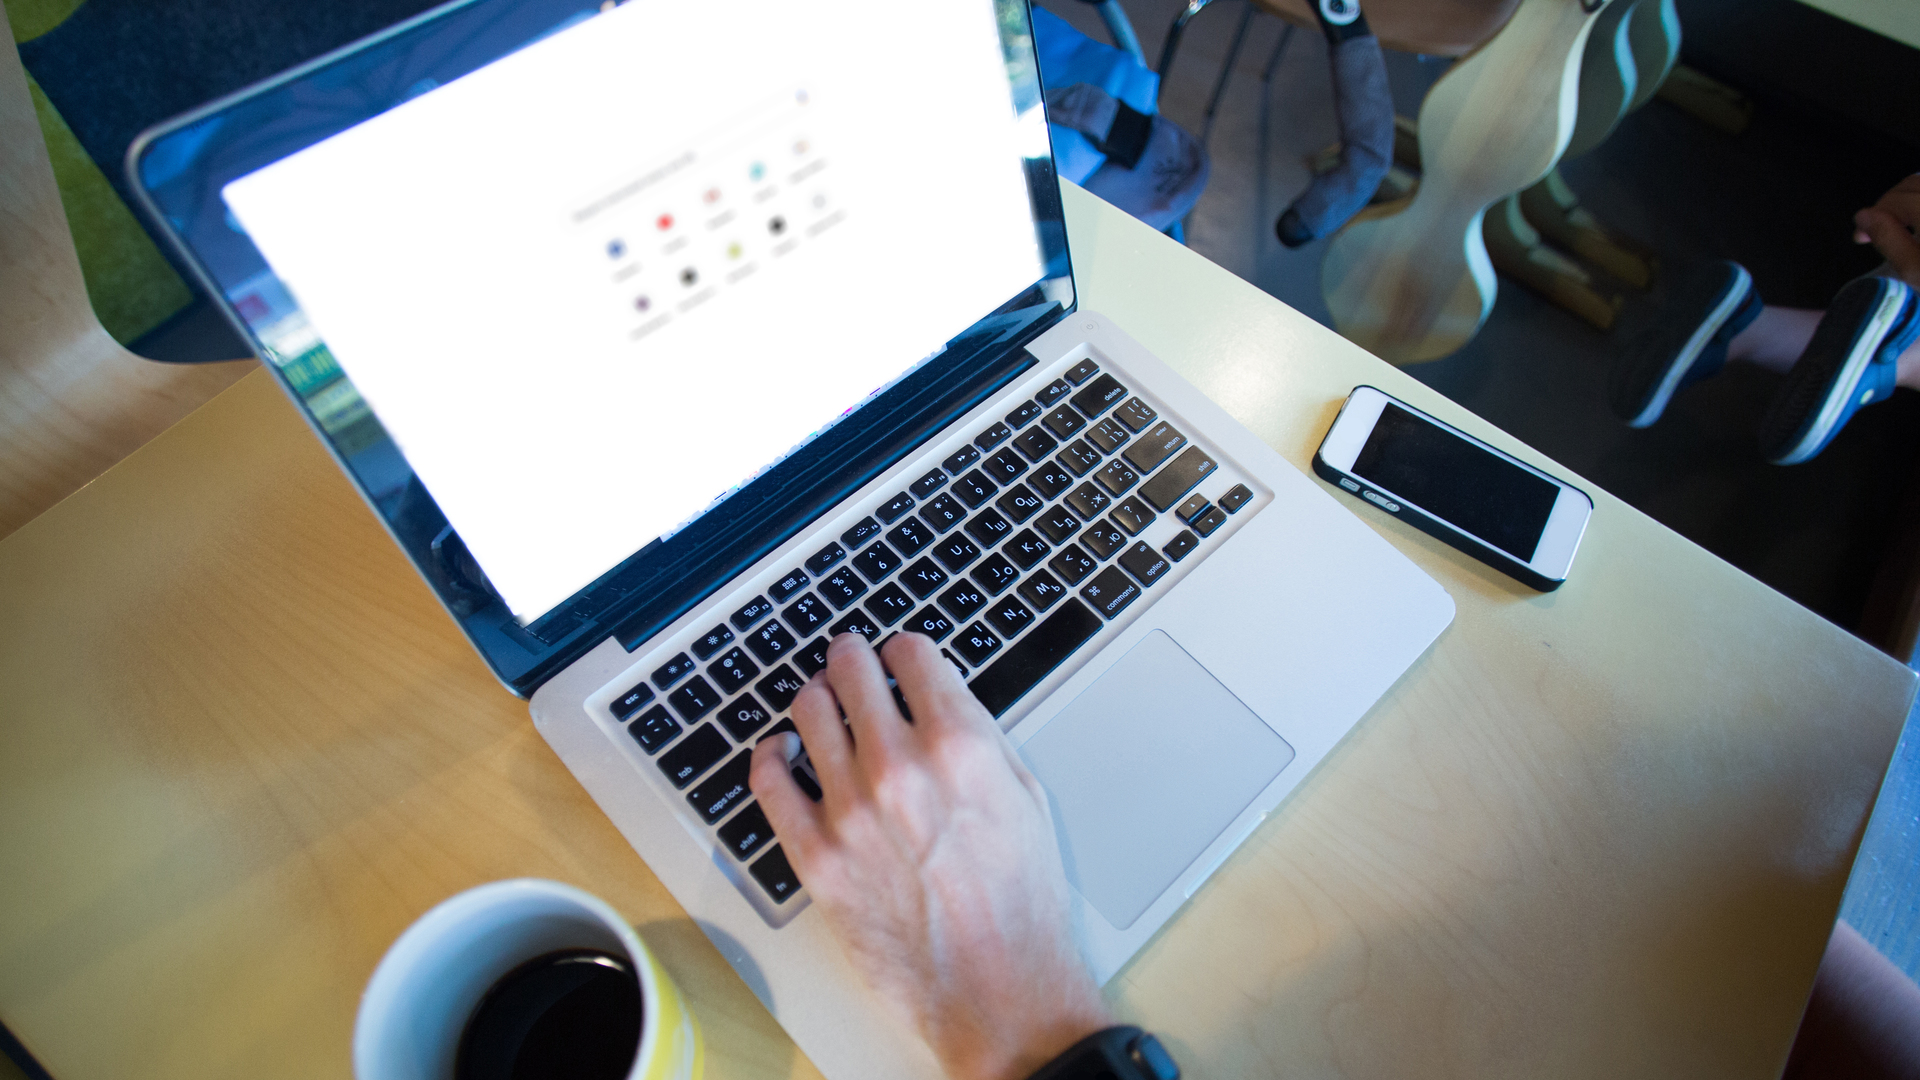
[904,606,955,642]
[1005,529,1052,570]
[668,675,723,722]
[983,448,1027,485]
[995,484,1044,524]
[902,558,949,599]
[1017,570,1068,612]
[1012,427,1058,463]
[968,599,1102,718]
[1030,460,1076,500]
[1139,447,1219,511]
[1218,483,1253,513]
[953,470,998,508]
[790,766,823,802]
[657,724,728,788]
[750,845,802,902]
[1065,357,1100,384]
[819,565,868,609]
[1164,530,1200,563]
[1124,422,1187,472]
[953,622,1004,666]
[922,493,966,531]
[1175,494,1210,522]
[887,515,935,556]
[1070,373,1129,418]
[783,592,831,635]
[866,583,915,625]
[1035,507,1082,544]
[794,637,830,677]
[767,568,809,603]
[756,664,807,711]
[830,610,880,642]
[717,694,774,741]
[876,493,916,524]
[1042,405,1086,440]
[1110,496,1156,536]
[1192,505,1228,537]
[1080,566,1142,619]
[1115,397,1157,432]
[1005,399,1042,429]
[718,802,775,861]
[852,541,901,583]
[1119,541,1172,587]
[804,542,845,575]
[1080,520,1129,560]
[730,596,775,632]
[1094,459,1139,496]
[909,468,948,499]
[1086,416,1130,455]
[691,625,734,661]
[842,516,884,549]
[942,444,981,475]
[1065,482,1111,521]
[965,509,1013,546]
[1036,377,1074,407]
[688,752,755,824]
[706,647,760,695]
[610,680,655,721]
[933,534,981,573]
[972,553,1021,595]
[941,649,969,677]
[984,595,1035,638]
[746,619,798,664]
[1048,544,1097,585]
[653,652,696,689]
[1059,440,1102,475]
[628,703,681,754]
[974,421,1013,451]
[939,580,987,620]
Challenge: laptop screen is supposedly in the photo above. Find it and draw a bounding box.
[133,0,1070,691]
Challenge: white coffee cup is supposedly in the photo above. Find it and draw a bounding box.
[354,879,703,1080]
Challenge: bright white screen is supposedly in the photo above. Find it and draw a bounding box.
[223,0,1044,621]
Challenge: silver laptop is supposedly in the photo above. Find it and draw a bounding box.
[130,1,1455,1076]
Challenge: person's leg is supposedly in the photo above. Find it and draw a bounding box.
[1759,274,1920,463]
[1782,919,1920,1080]
[1728,307,1822,373]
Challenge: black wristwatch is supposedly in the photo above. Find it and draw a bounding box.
[1026,1026,1180,1080]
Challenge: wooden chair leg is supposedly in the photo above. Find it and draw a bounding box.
[1484,192,1621,329]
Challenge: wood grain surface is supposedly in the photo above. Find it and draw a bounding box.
[0,182,1911,1080]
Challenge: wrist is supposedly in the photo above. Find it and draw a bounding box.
[944,997,1113,1080]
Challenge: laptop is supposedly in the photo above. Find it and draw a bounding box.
[130,0,1455,1075]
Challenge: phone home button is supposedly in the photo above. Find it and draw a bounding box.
[1362,490,1401,513]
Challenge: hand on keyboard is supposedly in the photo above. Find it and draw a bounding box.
[749,632,1111,1080]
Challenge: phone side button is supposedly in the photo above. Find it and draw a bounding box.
[1362,490,1401,513]
[1338,478,1360,492]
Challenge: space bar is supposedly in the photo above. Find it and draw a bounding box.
[968,599,1103,718]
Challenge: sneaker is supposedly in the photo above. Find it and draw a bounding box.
[1758,276,1920,465]
[1610,260,1761,428]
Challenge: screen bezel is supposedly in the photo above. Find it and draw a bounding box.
[126,0,1075,696]
[1318,386,1592,580]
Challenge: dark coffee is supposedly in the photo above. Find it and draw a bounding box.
[455,948,644,1080]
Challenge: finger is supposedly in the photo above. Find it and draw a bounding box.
[1856,207,1920,287]
[749,733,823,857]
[788,671,855,798]
[882,632,997,741]
[1868,174,1920,227]
[822,632,913,767]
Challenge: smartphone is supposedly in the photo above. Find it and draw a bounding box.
[1313,386,1593,591]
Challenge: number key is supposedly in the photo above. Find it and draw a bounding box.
[922,493,966,531]
[782,592,830,635]
[705,647,759,695]
[746,620,798,664]
[953,470,998,508]
[886,515,935,556]
[852,541,900,583]
[820,565,868,609]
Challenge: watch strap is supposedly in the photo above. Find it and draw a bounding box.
[1025,1025,1181,1080]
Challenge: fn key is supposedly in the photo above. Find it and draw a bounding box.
[750,845,802,902]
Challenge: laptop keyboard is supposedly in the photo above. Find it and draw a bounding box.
[592,355,1260,923]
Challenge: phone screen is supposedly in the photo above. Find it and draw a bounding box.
[1352,404,1558,561]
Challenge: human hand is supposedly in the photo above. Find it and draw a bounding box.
[1854,173,1920,290]
[748,632,1111,1080]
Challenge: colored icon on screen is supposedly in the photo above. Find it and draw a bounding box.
[727,242,743,260]
[812,193,827,209]
[606,239,626,259]
[656,213,674,231]
[768,216,786,236]
[793,139,809,155]
[634,295,651,312]
[680,268,698,287]
[703,187,721,204]
[749,162,765,182]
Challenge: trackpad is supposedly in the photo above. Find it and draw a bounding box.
[1020,630,1295,930]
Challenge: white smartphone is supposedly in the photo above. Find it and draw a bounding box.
[1313,386,1593,591]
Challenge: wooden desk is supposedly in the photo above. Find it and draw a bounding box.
[1,182,1912,1080]
[1792,0,1920,50]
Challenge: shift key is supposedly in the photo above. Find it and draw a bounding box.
[1139,446,1219,511]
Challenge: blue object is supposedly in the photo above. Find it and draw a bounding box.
[1031,6,1159,184]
